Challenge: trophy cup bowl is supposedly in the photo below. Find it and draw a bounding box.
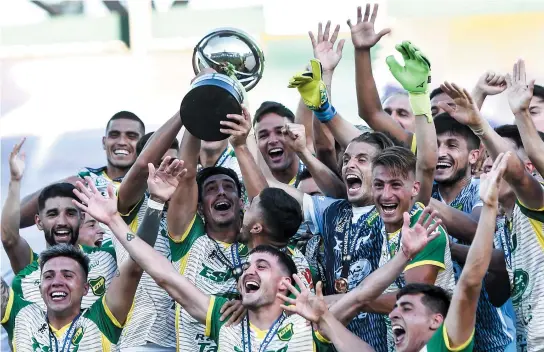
[180,28,265,141]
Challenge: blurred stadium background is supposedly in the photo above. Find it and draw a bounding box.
[1,0,544,348]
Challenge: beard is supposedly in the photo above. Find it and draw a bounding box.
[436,164,469,187]
[44,228,79,246]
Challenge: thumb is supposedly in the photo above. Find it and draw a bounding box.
[386,55,403,75]
[309,59,322,82]
[437,101,455,115]
[147,163,155,177]
[376,28,391,40]
[505,73,513,89]
[107,184,116,200]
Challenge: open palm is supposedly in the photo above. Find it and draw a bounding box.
[73,178,118,225]
[401,207,441,259]
[147,157,187,203]
[9,138,26,181]
[480,152,509,207]
[438,82,483,127]
[506,59,535,115]
[309,21,345,72]
[278,276,327,324]
[348,4,391,50]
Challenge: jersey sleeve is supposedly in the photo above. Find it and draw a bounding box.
[204,296,229,343]
[425,324,474,351]
[84,295,125,344]
[410,133,417,154]
[120,196,147,230]
[303,194,339,236]
[11,259,40,296]
[1,288,33,340]
[312,329,333,352]
[406,204,447,271]
[169,214,206,264]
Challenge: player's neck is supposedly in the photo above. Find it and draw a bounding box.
[47,306,81,330]
[106,164,129,180]
[206,222,239,244]
[248,234,285,250]
[248,303,284,331]
[438,175,471,204]
[499,194,516,219]
[384,219,403,234]
[271,157,300,185]
[200,143,228,167]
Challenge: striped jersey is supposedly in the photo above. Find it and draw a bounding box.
[2,290,123,352]
[421,324,474,352]
[112,198,177,349]
[380,203,456,351]
[205,296,332,352]
[511,200,544,352]
[11,245,117,311]
[176,217,249,352]
[432,179,516,351]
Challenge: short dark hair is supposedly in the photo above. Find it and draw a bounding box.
[250,244,297,277]
[136,132,180,156]
[430,87,444,100]
[372,146,417,179]
[196,166,242,201]
[38,183,79,213]
[397,283,451,317]
[534,84,544,101]
[40,244,90,279]
[106,111,145,134]
[258,188,303,243]
[434,112,480,150]
[349,131,396,152]
[494,124,523,149]
[253,101,295,126]
[298,168,313,182]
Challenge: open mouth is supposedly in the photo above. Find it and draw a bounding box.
[268,148,284,162]
[94,239,103,247]
[244,280,260,294]
[345,174,363,194]
[50,291,68,302]
[213,200,232,212]
[54,229,72,242]
[436,160,453,171]
[392,325,406,345]
[380,203,398,215]
[113,149,130,156]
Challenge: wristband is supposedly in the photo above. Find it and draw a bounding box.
[409,92,432,123]
[148,198,165,211]
[313,101,337,123]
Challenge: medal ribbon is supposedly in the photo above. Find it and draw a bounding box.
[241,313,286,352]
[210,238,243,281]
[48,312,81,352]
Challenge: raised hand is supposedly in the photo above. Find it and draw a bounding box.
[474,71,507,96]
[281,123,307,154]
[73,177,118,226]
[9,138,26,181]
[386,41,431,94]
[400,207,442,259]
[505,59,535,115]
[278,275,327,324]
[220,106,252,148]
[438,82,483,128]
[348,4,391,50]
[309,21,345,72]
[479,152,510,207]
[147,157,188,203]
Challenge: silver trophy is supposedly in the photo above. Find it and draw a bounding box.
[180,28,265,141]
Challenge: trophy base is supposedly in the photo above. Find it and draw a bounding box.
[180,74,243,142]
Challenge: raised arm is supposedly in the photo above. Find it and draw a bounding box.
[385,41,436,203]
[330,208,442,325]
[349,4,413,147]
[282,123,346,198]
[429,198,478,243]
[117,111,183,214]
[2,139,32,274]
[444,152,508,348]
[167,130,200,239]
[220,106,268,199]
[438,82,544,210]
[471,71,506,110]
[507,60,544,177]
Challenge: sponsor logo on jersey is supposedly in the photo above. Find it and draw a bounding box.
[89,276,106,296]
[199,264,233,283]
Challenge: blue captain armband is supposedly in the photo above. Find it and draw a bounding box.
[313,101,337,123]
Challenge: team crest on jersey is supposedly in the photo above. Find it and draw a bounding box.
[277,323,294,342]
[512,269,529,304]
[89,276,106,296]
[71,326,84,345]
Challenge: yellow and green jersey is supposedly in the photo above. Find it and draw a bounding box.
[421,324,474,352]
[205,296,332,352]
[11,244,117,311]
[1,289,123,352]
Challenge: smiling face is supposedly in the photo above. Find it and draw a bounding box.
[341,141,379,206]
[238,251,291,309]
[372,165,419,230]
[255,113,295,172]
[40,256,89,316]
[384,94,415,132]
[529,95,544,131]
[200,174,241,228]
[78,213,105,247]
[36,197,82,246]
[103,118,143,170]
[389,294,443,352]
[435,132,478,185]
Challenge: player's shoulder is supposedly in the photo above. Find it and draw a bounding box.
[78,166,107,177]
[15,258,40,278]
[80,244,116,259]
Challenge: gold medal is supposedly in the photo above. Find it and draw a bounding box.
[334,278,348,293]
